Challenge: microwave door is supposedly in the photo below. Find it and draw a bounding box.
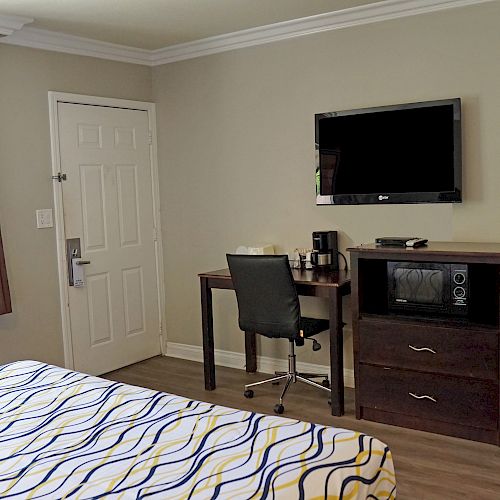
[389,263,451,314]
[394,268,444,306]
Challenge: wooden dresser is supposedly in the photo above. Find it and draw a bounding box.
[348,242,500,445]
[0,228,11,315]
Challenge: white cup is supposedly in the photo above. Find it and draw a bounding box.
[305,251,313,269]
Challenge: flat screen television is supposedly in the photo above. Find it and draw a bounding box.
[315,98,462,205]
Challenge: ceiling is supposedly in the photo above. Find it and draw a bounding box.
[0,0,384,50]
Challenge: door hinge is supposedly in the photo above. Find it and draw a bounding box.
[52,172,67,182]
[148,131,153,145]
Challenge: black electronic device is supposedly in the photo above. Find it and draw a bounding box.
[376,237,428,248]
[311,231,339,270]
[315,98,462,205]
[388,261,468,317]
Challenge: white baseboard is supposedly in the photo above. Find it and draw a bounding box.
[166,342,355,388]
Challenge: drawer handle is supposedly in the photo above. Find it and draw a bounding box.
[408,344,436,354]
[409,392,437,403]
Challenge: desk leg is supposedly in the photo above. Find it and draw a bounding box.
[200,277,215,390]
[329,287,344,416]
[245,332,257,373]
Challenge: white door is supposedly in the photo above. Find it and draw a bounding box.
[57,102,161,375]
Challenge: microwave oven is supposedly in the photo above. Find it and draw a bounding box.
[387,261,468,316]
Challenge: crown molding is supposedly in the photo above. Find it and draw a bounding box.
[0,27,152,65]
[0,0,495,66]
[150,0,495,65]
[0,14,33,36]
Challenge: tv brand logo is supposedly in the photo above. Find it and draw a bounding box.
[378,195,389,201]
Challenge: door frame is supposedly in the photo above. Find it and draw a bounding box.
[48,92,166,370]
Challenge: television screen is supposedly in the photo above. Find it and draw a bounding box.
[315,98,462,205]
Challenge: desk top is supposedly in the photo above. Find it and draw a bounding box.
[199,267,351,288]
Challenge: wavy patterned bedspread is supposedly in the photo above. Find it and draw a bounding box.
[0,361,396,499]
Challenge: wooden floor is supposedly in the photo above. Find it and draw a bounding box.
[104,356,500,500]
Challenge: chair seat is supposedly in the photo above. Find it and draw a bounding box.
[300,316,329,337]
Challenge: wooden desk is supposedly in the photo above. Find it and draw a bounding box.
[199,267,351,416]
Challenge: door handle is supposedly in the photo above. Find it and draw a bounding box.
[66,238,90,286]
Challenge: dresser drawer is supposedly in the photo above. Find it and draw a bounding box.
[359,319,498,379]
[359,364,498,430]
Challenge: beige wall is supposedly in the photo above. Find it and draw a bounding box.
[0,44,152,365]
[1,0,499,372]
[153,2,500,368]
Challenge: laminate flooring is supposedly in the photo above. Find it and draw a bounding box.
[104,356,500,500]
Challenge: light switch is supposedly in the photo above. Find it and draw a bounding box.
[36,209,53,229]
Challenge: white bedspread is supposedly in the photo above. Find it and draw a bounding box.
[0,361,396,499]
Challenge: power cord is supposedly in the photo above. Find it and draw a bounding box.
[337,251,348,271]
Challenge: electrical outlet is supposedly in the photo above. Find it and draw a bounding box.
[36,209,53,229]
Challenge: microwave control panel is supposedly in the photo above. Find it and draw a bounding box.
[451,264,468,308]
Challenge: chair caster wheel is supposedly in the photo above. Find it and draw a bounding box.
[274,404,284,415]
[272,381,280,385]
[328,399,331,406]
[322,379,330,388]
[244,390,254,399]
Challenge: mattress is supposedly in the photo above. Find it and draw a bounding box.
[0,360,396,499]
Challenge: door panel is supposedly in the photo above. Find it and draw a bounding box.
[87,272,113,345]
[117,165,141,247]
[80,164,107,251]
[123,266,146,335]
[58,102,161,374]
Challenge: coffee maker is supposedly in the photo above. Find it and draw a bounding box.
[311,231,339,270]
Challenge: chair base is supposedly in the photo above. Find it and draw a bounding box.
[244,341,330,412]
[273,370,330,388]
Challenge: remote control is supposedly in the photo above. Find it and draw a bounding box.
[405,238,428,248]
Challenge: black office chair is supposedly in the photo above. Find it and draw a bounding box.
[227,254,331,414]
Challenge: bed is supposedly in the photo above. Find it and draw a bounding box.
[0,360,396,499]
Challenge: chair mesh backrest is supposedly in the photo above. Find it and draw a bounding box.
[226,254,301,339]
